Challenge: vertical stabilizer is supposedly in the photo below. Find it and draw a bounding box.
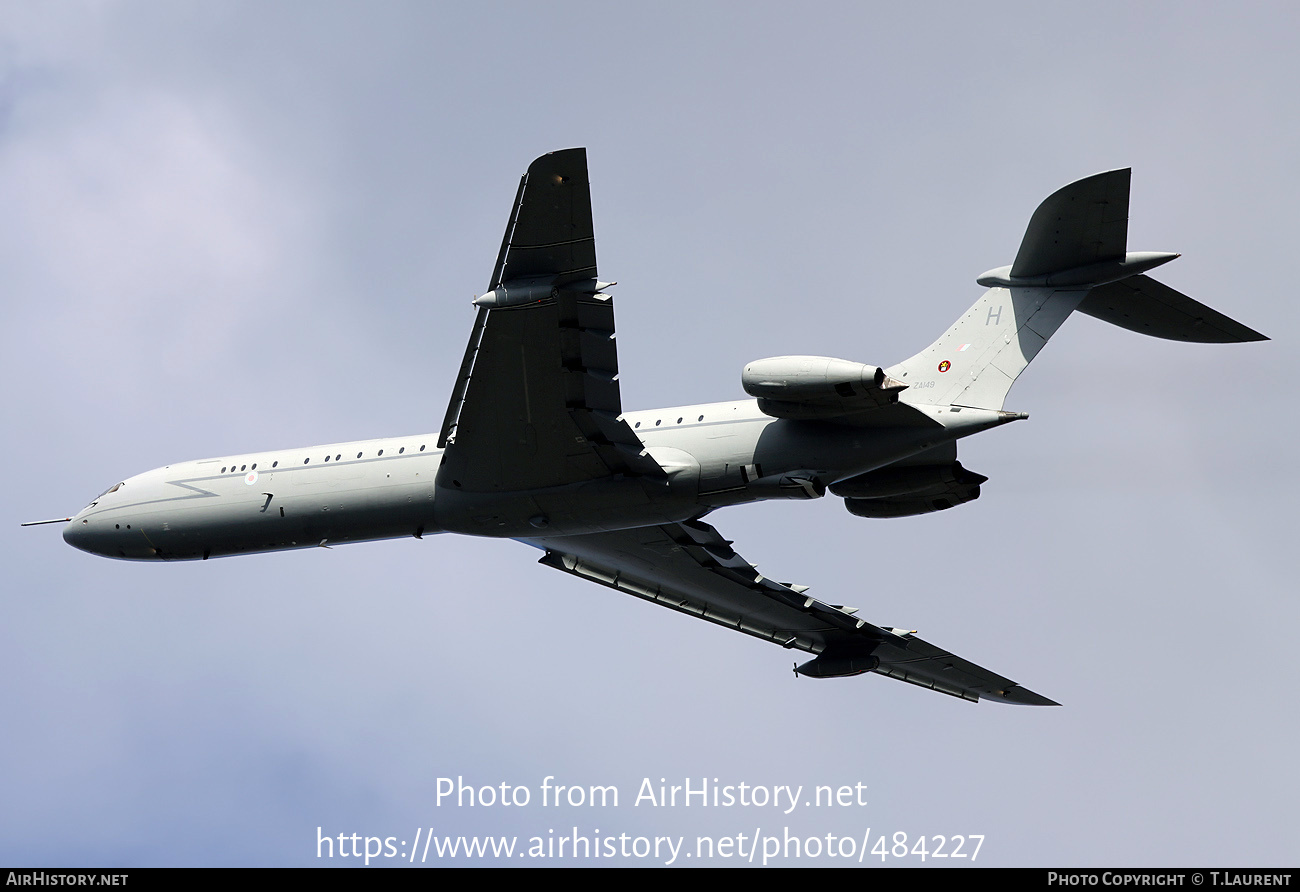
[888,170,1135,410]
[886,285,1087,411]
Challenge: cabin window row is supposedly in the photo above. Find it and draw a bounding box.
[220,444,428,474]
[634,415,705,429]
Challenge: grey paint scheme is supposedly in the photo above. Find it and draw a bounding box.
[56,150,1265,706]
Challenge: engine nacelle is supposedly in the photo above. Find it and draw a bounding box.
[741,356,906,419]
[835,462,985,518]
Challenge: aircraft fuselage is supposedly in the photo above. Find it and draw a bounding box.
[61,398,1011,560]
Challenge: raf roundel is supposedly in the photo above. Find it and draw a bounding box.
[938,360,951,373]
[244,471,258,486]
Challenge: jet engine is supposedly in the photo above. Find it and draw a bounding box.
[741,356,906,419]
[832,462,986,518]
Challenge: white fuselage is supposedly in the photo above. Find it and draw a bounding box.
[63,398,1008,560]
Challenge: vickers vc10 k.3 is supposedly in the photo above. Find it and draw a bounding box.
[36,150,1265,705]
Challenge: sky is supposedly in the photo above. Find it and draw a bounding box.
[2,1,1295,868]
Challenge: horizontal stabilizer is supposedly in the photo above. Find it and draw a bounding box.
[1012,169,1130,278]
[1077,275,1268,343]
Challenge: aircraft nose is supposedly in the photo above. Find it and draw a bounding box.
[63,518,95,553]
[62,512,164,560]
[62,517,113,557]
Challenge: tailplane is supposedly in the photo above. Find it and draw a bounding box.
[887,169,1265,411]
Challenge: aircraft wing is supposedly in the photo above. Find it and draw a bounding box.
[438,148,662,491]
[526,519,1057,706]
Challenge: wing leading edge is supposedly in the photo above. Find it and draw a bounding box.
[527,520,1057,706]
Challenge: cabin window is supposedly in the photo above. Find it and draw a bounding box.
[304,458,310,465]
[399,447,405,454]
[325,456,331,462]
[357,452,363,458]
[378,450,384,456]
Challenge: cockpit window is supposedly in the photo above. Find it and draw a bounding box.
[87,482,124,509]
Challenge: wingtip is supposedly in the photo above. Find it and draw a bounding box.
[529,146,587,170]
[992,686,1060,707]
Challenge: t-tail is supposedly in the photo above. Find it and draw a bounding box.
[886,169,1267,411]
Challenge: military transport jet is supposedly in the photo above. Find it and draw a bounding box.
[39,149,1266,705]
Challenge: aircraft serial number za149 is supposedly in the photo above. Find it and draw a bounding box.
[34,149,1266,705]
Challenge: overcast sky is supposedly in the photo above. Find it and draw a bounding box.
[2,1,1295,867]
